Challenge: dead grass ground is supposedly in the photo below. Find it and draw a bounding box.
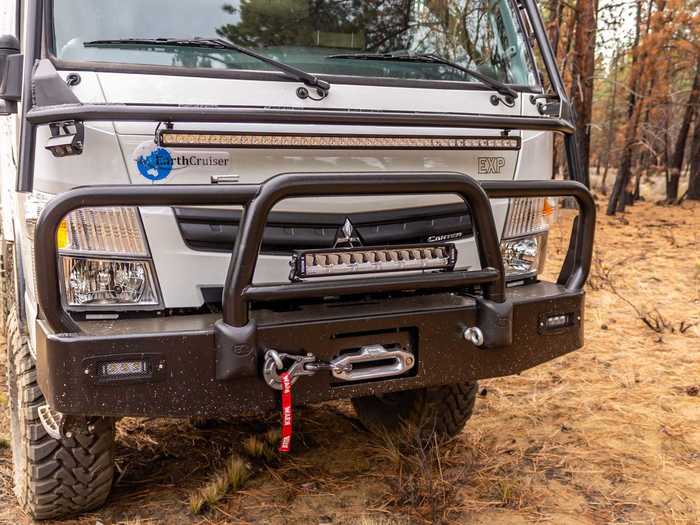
[0,196,698,525]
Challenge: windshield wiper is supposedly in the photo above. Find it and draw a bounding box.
[326,52,517,100]
[84,37,331,95]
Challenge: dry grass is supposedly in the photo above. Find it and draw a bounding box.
[187,455,250,514]
[242,435,267,459]
[0,196,698,524]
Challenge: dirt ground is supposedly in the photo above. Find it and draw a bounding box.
[0,195,698,525]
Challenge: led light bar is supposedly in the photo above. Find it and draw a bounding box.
[159,131,521,150]
[290,244,457,279]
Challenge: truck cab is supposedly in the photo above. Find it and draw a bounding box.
[0,0,594,519]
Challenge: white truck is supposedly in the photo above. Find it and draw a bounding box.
[0,0,594,519]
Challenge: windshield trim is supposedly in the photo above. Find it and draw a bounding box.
[48,56,544,94]
[44,0,542,93]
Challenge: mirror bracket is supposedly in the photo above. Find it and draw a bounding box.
[0,34,22,115]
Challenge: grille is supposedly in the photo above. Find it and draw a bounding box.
[174,204,473,255]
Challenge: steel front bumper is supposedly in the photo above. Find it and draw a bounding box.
[34,172,595,418]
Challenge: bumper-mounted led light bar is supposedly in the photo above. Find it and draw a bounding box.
[290,243,457,280]
[159,131,521,150]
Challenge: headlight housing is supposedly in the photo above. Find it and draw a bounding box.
[55,206,161,310]
[500,197,557,281]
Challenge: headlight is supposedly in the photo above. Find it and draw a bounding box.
[500,197,557,280]
[501,234,547,277]
[56,206,161,310]
[61,257,159,307]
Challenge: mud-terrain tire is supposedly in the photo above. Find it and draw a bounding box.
[352,382,478,441]
[6,307,115,520]
[0,238,14,335]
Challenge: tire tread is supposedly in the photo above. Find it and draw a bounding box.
[6,308,115,520]
[352,381,479,441]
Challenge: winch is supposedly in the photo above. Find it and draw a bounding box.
[262,345,416,390]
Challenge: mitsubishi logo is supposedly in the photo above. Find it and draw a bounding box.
[333,218,362,247]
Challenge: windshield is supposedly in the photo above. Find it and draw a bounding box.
[51,0,537,87]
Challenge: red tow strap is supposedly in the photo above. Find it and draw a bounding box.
[278,371,293,452]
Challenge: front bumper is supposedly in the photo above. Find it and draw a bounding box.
[37,283,583,417]
[33,172,595,418]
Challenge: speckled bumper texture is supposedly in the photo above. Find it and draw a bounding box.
[36,282,584,418]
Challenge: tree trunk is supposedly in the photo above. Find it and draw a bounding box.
[559,4,577,91]
[688,119,700,200]
[601,49,621,192]
[571,0,598,187]
[547,0,563,180]
[633,75,658,203]
[607,1,646,215]
[667,58,700,202]
[607,0,662,215]
[662,63,673,187]
[555,6,577,180]
[547,0,562,57]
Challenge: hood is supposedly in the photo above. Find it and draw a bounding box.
[37,70,530,212]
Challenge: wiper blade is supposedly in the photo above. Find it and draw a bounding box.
[326,52,517,100]
[84,37,331,94]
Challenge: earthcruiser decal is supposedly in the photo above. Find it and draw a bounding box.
[133,141,231,182]
[134,142,173,181]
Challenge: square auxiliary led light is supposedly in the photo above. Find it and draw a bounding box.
[85,354,166,384]
[159,131,522,150]
[290,244,457,280]
[99,360,150,379]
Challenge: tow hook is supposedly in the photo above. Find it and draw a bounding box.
[263,345,415,390]
[38,404,104,439]
[38,404,65,439]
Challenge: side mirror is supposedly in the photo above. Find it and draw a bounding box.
[0,34,22,116]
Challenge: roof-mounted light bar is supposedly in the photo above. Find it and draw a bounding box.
[290,243,457,280]
[159,131,521,150]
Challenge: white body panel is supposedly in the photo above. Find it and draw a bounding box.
[1,16,552,320]
[0,1,18,242]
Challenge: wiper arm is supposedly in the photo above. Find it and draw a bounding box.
[326,52,517,100]
[84,37,331,95]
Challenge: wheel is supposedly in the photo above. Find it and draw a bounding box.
[351,381,479,442]
[6,307,116,520]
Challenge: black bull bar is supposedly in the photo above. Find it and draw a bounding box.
[34,173,595,417]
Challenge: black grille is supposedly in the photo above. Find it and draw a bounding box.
[174,204,473,255]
